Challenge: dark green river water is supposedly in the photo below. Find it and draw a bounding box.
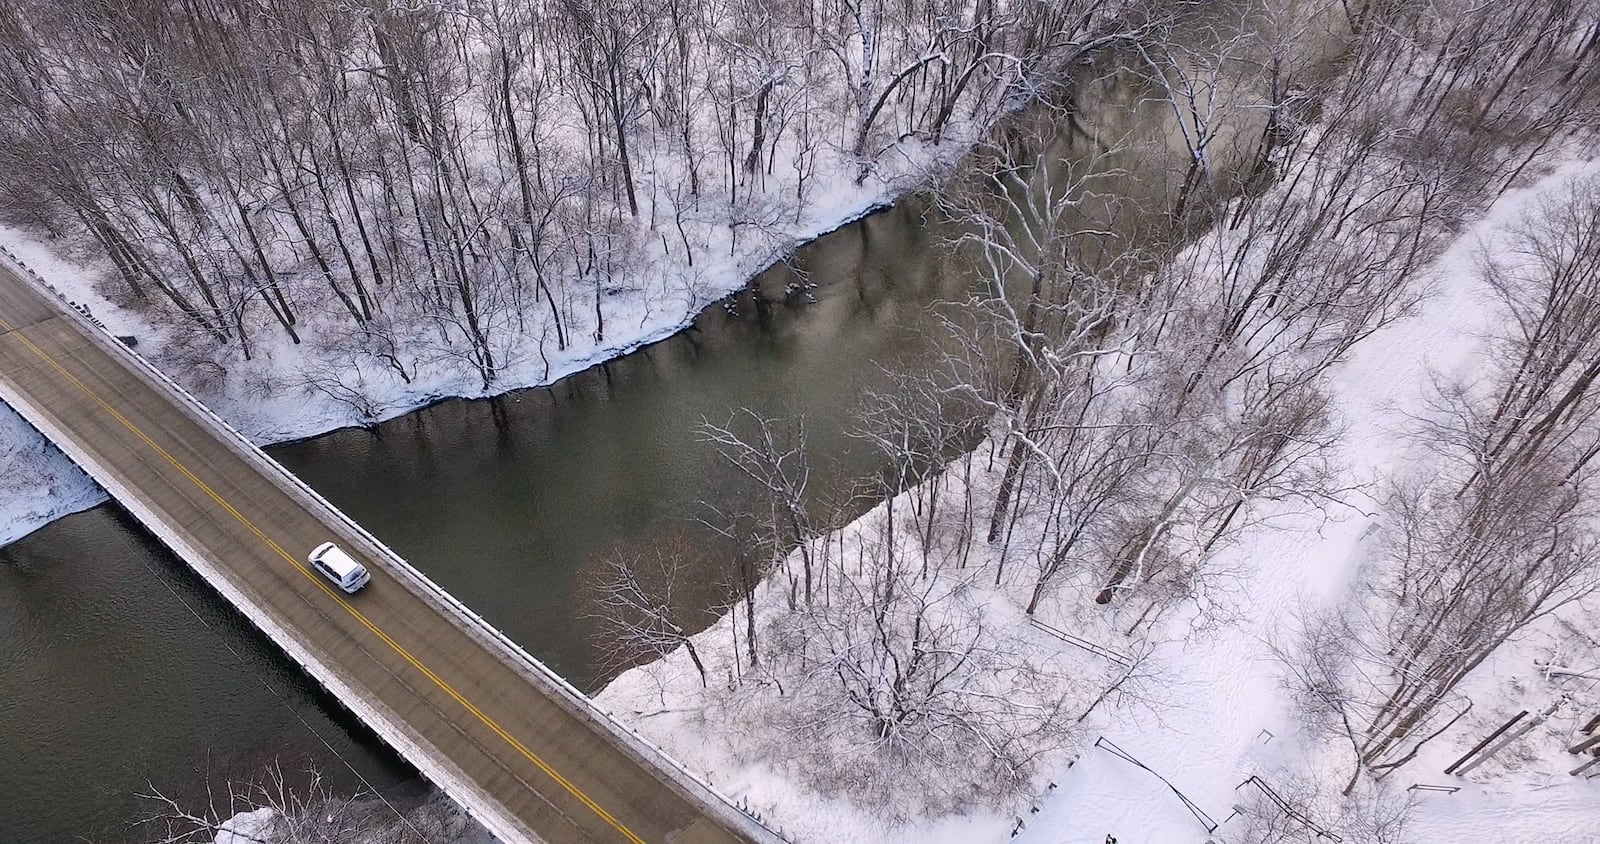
[1,198,979,841]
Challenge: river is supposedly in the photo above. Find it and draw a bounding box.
[0,198,981,842]
[1,4,1337,834]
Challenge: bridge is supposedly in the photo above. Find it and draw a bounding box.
[0,248,777,844]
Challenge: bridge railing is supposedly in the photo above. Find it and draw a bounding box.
[0,244,785,844]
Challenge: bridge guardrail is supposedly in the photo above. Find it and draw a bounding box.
[0,244,785,844]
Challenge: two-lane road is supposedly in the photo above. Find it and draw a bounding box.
[0,261,761,844]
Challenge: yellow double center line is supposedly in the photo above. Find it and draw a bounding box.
[0,312,646,844]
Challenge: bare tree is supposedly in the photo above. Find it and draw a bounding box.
[0,0,1093,394]
[134,762,472,844]
[765,518,1073,821]
[584,533,715,686]
[851,368,985,577]
[1215,768,1415,844]
[1299,173,1600,788]
[699,409,819,603]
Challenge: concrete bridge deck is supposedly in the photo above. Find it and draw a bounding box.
[0,252,772,844]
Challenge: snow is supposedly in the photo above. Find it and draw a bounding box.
[0,126,976,548]
[0,235,117,545]
[593,159,1600,843]
[6,122,976,446]
[2,25,1595,843]
[0,400,106,547]
[5,130,1595,844]
[211,808,275,844]
[1037,158,1600,843]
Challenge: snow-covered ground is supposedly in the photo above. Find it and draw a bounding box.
[1023,157,1600,844]
[0,128,971,548]
[0,400,106,546]
[5,9,1593,838]
[594,159,1600,843]
[199,792,495,844]
[210,808,276,844]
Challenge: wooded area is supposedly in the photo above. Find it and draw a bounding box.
[0,0,1125,394]
[5,0,1600,837]
[590,0,1600,830]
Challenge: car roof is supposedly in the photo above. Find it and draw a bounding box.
[312,542,365,578]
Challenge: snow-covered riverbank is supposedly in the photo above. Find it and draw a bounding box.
[0,129,972,549]
[593,159,1600,843]
[0,402,106,546]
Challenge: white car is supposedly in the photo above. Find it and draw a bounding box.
[307,541,371,593]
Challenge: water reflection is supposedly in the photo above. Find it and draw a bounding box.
[272,199,984,691]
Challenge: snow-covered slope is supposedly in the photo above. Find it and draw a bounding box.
[0,401,105,547]
[0,130,965,547]
[594,159,1600,844]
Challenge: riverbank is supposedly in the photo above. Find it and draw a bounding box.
[0,402,105,545]
[584,4,1600,834]
[0,125,978,549]
[11,0,1583,838]
[593,155,1600,844]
